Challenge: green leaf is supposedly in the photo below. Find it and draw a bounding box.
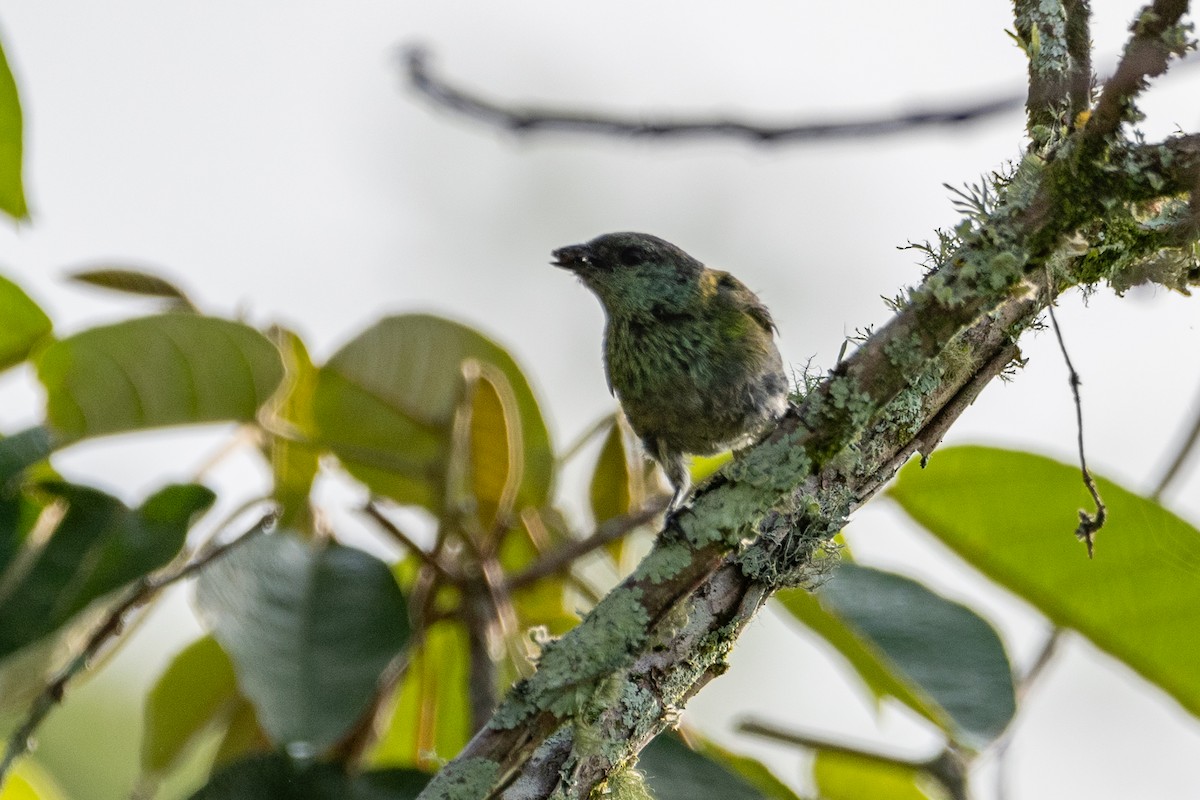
[265,328,320,530]
[813,749,948,800]
[0,426,55,487]
[774,586,948,731]
[36,314,284,441]
[589,418,632,527]
[68,268,197,311]
[817,563,1016,748]
[0,482,215,659]
[0,33,28,221]
[0,274,51,370]
[464,364,522,531]
[370,620,471,769]
[640,730,799,800]
[189,753,429,800]
[312,314,552,511]
[141,635,240,775]
[889,445,1200,720]
[194,532,411,753]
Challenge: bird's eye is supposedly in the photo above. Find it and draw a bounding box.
[618,246,646,267]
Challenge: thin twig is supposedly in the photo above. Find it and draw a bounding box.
[994,628,1065,800]
[506,498,668,590]
[1152,381,1200,500]
[0,513,275,784]
[363,500,457,581]
[402,46,1025,143]
[1042,272,1105,557]
[738,720,967,800]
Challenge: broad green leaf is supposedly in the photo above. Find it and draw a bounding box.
[890,445,1200,720]
[640,730,800,800]
[68,268,197,311]
[0,482,214,659]
[774,587,946,730]
[141,635,240,775]
[312,314,552,511]
[194,532,410,753]
[817,563,1016,748]
[264,328,320,530]
[212,696,269,768]
[0,275,51,370]
[465,364,521,533]
[0,760,69,800]
[0,33,27,220]
[36,315,284,441]
[189,753,429,800]
[0,426,56,486]
[589,418,632,526]
[813,749,948,800]
[370,620,471,769]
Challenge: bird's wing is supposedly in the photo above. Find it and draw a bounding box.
[714,270,778,334]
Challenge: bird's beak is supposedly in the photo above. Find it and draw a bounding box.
[551,244,589,271]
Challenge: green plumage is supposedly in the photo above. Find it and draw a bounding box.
[553,232,789,511]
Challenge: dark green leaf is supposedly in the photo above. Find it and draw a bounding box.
[813,749,947,800]
[68,268,197,311]
[817,563,1015,748]
[312,314,552,511]
[195,532,410,752]
[0,274,51,370]
[141,635,240,775]
[36,314,284,441]
[774,586,948,731]
[0,33,27,220]
[0,482,215,659]
[0,426,55,487]
[640,731,797,800]
[189,753,429,800]
[889,445,1200,720]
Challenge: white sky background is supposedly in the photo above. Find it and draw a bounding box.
[2,2,1200,798]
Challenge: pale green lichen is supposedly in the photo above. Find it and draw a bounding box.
[677,481,767,548]
[634,539,694,584]
[529,587,650,718]
[723,431,812,493]
[418,757,499,800]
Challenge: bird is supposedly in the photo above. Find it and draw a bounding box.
[552,232,789,513]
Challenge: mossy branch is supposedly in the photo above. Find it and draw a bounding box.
[417,6,1199,799]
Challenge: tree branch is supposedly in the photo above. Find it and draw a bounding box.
[416,124,1200,798]
[402,46,1025,143]
[415,7,1200,796]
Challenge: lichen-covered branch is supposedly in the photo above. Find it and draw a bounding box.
[1081,0,1192,148]
[417,6,1199,798]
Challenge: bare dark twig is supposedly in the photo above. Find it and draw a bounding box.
[1042,271,1105,558]
[0,513,275,783]
[506,497,669,590]
[1153,380,1200,499]
[403,47,1024,143]
[739,720,968,800]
